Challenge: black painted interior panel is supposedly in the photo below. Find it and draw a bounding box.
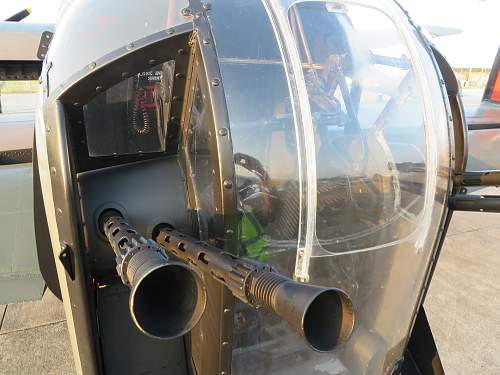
[77,156,188,276]
[97,283,188,375]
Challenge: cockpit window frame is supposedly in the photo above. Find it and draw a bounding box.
[176,5,239,374]
[56,25,193,172]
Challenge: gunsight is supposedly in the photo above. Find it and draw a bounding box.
[99,209,355,351]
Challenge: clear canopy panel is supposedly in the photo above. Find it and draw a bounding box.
[83,61,175,157]
[209,0,450,374]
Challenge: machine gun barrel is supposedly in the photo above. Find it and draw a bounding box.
[100,210,354,351]
[100,211,206,340]
[154,224,355,352]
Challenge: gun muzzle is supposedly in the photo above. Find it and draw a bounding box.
[248,271,354,352]
[101,212,206,340]
[155,225,356,352]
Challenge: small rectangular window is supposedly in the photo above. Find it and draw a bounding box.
[83,60,175,157]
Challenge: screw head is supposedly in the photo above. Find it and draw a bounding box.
[181,7,193,17]
[88,62,96,69]
[218,128,228,136]
[223,180,233,189]
[211,78,220,86]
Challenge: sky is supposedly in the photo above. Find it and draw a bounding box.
[398,0,500,67]
[0,0,62,23]
[0,0,499,68]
